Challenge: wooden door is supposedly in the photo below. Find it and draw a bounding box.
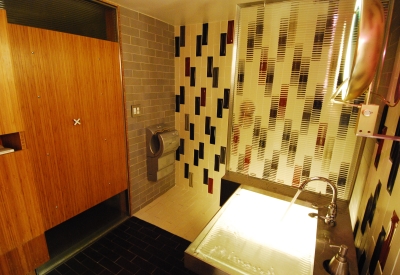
[0,10,49,274]
[9,24,128,229]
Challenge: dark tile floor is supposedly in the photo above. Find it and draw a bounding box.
[47,217,197,275]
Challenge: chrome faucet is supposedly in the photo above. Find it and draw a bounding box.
[299,176,337,227]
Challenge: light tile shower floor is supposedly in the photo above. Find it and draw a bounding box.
[134,185,221,242]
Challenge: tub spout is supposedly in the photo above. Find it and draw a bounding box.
[299,177,337,227]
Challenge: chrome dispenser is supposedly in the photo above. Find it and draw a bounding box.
[146,123,179,182]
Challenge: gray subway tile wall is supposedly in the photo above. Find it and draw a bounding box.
[120,7,176,213]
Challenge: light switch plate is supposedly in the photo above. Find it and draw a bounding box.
[131,105,142,117]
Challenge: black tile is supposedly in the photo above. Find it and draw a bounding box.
[80,257,107,274]
[139,226,160,240]
[115,257,140,273]
[203,168,208,184]
[212,67,219,88]
[131,256,157,274]
[190,67,196,87]
[180,86,185,104]
[174,37,180,57]
[74,252,88,263]
[180,138,185,155]
[196,35,202,56]
[65,257,89,274]
[217,98,223,118]
[207,57,213,77]
[175,95,180,112]
[98,257,123,274]
[190,123,194,140]
[83,247,104,263]
[176,148,180,161]
[184,163,189,179]
[223,89,230,109]
[194,149,199,166]
[180,26,185,47]
[220,33,227,56]
[199,142,204,159]
[202,23,208,45]
[214,155,220,172]
[129,243,152,259]
[55,264,74,274]
[149,255,173,273]
[195,97,200,115]
[205,116,211,135]
[112,244,136,261]
[47,217,196,275]
[210,126,216,144]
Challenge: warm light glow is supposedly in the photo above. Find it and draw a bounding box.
[195,189,318,275]
[341,0,362,100]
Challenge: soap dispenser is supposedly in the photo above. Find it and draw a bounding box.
[329,244,349,275]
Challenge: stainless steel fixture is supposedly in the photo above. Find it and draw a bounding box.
[299,177,337,226]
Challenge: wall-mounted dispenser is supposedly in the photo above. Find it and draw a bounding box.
[146,123,179,181]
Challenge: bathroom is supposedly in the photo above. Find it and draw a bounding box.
[1,0,400,274]
[123,0,400,273]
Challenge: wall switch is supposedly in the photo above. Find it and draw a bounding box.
[131,105,142,117]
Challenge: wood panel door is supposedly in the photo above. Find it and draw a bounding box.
[9,24,128,230]
[0,10,23,135]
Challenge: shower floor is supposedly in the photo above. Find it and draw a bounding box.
[134,184,221,241]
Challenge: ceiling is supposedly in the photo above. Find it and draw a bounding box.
[109,0,257,25]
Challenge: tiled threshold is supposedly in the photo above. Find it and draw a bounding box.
[41,216,196,275]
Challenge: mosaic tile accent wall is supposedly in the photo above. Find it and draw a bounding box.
[352,0,400,273]
[119,7,176,213]
[229,0,359,200]
[174,22,233,197]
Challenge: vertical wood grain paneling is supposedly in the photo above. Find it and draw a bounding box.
[0,10,23,135]
[0,152,46,254]
[9,24,128,230]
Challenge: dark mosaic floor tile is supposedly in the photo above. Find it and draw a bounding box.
[160,245,185,260]
[81,257,108,274]
[83,247,104,263]
[152,268,170,275]
[156,234,179,249]
[131,256,157,274]
[98,257,123,274]
[116,269,136,275]
[65,258,89,274]
[97,245,121,262]
[124,227,145,240]
[46,217,198,275]
[132,270,151,275]
[171,266,197,275]
[115,257,140,273]
[112,244,136,261]
[74,252,88,263]
[98,269,114,275]
[48,269,61,275]
[171,235,191,247]
[129,244,152,259]
[138,226,161,240]
[148,255,173,273]
[127,236,149,249]
[144,245,169,260]
[112,235,134,250]
[56,263,75,274]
